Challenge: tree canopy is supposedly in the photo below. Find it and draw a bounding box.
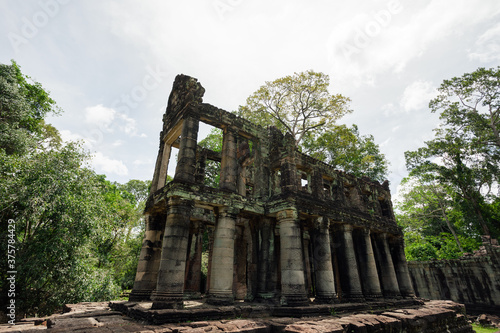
[303,124,389,182]
[0,61,61,155]
[236,70,352,147]
[0,61,149,317]
[398,66,500,260]
[235,70,389,181]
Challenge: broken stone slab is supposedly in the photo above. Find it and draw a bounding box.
[46,317,101,329]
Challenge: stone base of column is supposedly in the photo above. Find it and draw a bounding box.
[151,292,184,309]
[183,291,202,300]
[401,291,416,298]
[363,293,384,301]
[280,294,309,307]
[341,292,365,303]
[256,292,277,302]
[128,289,154,302]
[314,292,339,304]
[206,290,234,305]
[382,292,402,300]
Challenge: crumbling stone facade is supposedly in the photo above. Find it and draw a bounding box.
[129,74,415,309]
[408,236,500,314]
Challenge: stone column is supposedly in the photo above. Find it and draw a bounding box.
[302,230,313,297]
[277,209,309,306]
[174,116,199,183]
[374,233,401,298]
[257,218,272,298]
[151,198,193,309]
[184,224,203,299]
[337,224,364,301]
[207,208,237,305]
[356,228,383,299]
[312,217,337,303]
[390,236,415,297]
[220,128,238,192]
[129,214,165,301]
[205,227,214,293]
[157,143,172,189]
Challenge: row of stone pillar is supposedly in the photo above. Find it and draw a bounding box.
[275,213,415,305]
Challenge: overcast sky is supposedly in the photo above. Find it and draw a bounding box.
[1,0,500,197]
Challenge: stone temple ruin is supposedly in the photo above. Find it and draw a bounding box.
[129,74,415,309]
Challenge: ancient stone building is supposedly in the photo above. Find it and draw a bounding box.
[129,74,415,309]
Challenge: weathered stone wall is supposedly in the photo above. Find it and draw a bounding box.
[130,74,416,309]
[408,237,500,314]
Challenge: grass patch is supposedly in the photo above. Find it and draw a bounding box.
[471,323,498,333]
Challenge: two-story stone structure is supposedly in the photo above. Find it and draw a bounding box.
[129,74,415,309]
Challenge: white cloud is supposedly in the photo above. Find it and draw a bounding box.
[59,129,94,149]
[133,159,154,166]
[111,140,124,147]
[326,0,500,87]
[381,103,399,116]
[468,22,500,62]
[400,80,436,112]
[84,104,141,137]
[92,152,128,176]
[117,113,137,135]
[85,104,116,128]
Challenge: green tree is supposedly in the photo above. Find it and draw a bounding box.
[0,144,121,316]
[430,66,500,152]
[303,124,389,182]
[0,61,146,317]
[198,127,223,188]
[405,120,498,237]
[396,176,465,252]
[0,61,60,155]
[236,71,389,181]
[402,66,500,253]
[236,70,351,147]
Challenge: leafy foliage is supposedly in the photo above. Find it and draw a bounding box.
[399,66,500,260]
[0,61,61,155]
[0,61,149,317]
[236,71,389,181]
[198,127,223,188]
[236,70,352,146]
[304,124,389,182]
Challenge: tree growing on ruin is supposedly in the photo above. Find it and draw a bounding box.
[236,70,389,181]
[303,124,389,182]
[236,70,351,147]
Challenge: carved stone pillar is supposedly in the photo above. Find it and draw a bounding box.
[184,223,203,299]
[302,230,313,297]
[205,227,214,293]
[150,135,165,193]
[157,143,172,188]
[174,116,199,183]
[129,214,165,301]
[151,199,193,309]
[312,217,338,303]
[257,218,272,298]
[277,209,309,306]
[391,236,415,297]
[220,129,238,192]
[337,224,364,301]
[207,208,237,305]
[356,228,383,299]
[374,233,401,298]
